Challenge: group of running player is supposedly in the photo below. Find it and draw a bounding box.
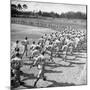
[11,26,86,88]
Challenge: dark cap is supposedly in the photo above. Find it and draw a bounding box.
[25,36,28,40]
[16,40,19,44]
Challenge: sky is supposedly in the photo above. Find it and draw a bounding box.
[11,0,86,14]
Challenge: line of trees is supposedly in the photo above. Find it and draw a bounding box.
[11,3,87,19]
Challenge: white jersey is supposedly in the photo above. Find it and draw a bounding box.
[35,45,41,49]
[21,40,29,46]
[75,37,80,42]
[52,33,56,38]
[30,44,36,50]
[54,39,60,44]
[60,37,64,42]
[33,54,45,65]
[11,57,21,61]
[11,42,24,55]
[65,38,72,46]
[74,37,80,48]
[45,40,50,47]
[31,49,40,57]
[48,35,52,39]
[11,43,18,51]
[36,54,44,60]
[43,35,47,40]
[39,38,44,42]
[59,34,62,38]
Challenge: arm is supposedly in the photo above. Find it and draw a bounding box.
[29,57,39,69]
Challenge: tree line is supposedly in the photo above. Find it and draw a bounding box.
[11,3,87,19]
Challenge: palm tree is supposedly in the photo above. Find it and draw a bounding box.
[23,4,27,9]
[11,4,18,17]
[17,4,22,10]
[11,4,17,10]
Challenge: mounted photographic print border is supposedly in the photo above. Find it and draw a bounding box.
[11,0,87,89]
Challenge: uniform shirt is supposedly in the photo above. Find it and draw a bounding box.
[74,37,80,48]
[30,44,36,50]
[11,42,24,56]
[43,35,47,40]
[45,40,50,47]
[38,38,45,47]
[48,35,52,40]
[65,38,72,46]
[33,54,45,66]
[11,43,19,52]
[32,49,40,57]
[39,38,44,43]
[12,57,21,61]
[35,45,41,50]
[54,39,60,44]
[75,37,80,43]
[21,40,29,46]
[11,57,22,69]
[13,41,24,51]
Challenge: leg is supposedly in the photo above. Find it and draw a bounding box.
[34,64,46,87]
[50,50,55,63]
[42,65,46,81]
[22,48,25,58]
[34,69,42,87]
[34,77,40,87]
[69,47,73,55]
[25,48,28,57]
[63,51,67,62]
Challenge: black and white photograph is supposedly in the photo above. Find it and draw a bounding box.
[11,0,87,89]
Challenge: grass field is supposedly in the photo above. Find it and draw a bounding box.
[11,18,87,89]
[11,17,86,32]
[11,24,59,42]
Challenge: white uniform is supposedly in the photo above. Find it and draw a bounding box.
[21,40,29,46]
[21,39,29,57]
[12,57,21,61]
[65,38,71,45]
[31,49,40,57]
[11,56,22,70]
[33,54,45,78]
[45,40,50,48]
[74,37,80,48]
[30,44,36,50]
[54,39,60,45]
[11,42,24,56]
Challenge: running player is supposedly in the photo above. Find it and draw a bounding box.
[33,51,47,87]
[11,52,24,87]
[11,40,21,59]
[21,37,29,57]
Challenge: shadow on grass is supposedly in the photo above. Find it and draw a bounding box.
[14,80,75,89]
[20,84,35,89]
[45,62,74,68]
[47,80,75,87]
[70,62,86,65]
[44,69,63,73]
[22,72,37,81]
[21,69,62,82]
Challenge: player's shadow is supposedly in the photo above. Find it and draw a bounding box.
[46,59,86,68]
[69,62,86,65]
[44,69,63,73]
[46,80,75,87]
[45,62,74,68]
[21,72,37,81]
[21,69,62,82]
[20,84,35,89]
